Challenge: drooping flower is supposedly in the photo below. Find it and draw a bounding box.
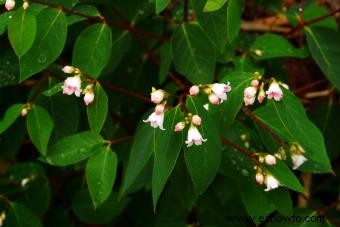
[150,88,165,104]
[265,154,276,166]
[62,76,82,97]
[243,86,257,106]
[264,174,280,191]
[143,112,165,130]
[5,0,15,10]
[291,153,307,170]
[210,82,231,103]
[84,92,94,105]
[174,122,185,132]
[266,81,283,101]
[192,115,201,126]
[185,126,207,147]
[189,85,200,96]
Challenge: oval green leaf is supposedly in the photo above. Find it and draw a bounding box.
[86,147,118,208]
[8,8,37,57]
[72,24,112,78]
[0,103,23,134]
[20,8,67,81]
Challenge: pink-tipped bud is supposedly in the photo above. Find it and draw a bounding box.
[251,79,259,87]
[192,115,201,126]
[174,122,185,132]
[151,89,165,104]
[62,65,75,74]
[208,93,220,105]
[5,0,15,10]
[21,108,28,117]
[189,85,200,96]
[257,89,266,104]
[255,172,264,185]
[265,155,276,165]
[155,104,165,115]
[84,92,94,106]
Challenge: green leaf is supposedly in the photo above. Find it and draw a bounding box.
[184,96,222,194]
[155,0,171,14]
[20,8,67,81]
[67,4,100,25]
[305,26,340,90]
[217,71,254,128]
[265,159,304,193]
[239,181,275,223]
[158,42,171,83]
[266,188,293,216]
[72,24,112,78]
[172,24,216,84]
[27,105,54,155]
[152,107,183,209]
[72,190,129,224]
[203,0,228,12]
[193,0,243,49]
[8,8,36,57]
[41,82,63,97]
[255,90,331,173]
[46,131,103,166]
[87,83,108,134]
[6,202,43,227]
[250,34,307,60]
[86,147,118,208]
[0,103,23,134]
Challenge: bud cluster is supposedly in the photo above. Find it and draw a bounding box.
[189,82,231,105]
[243,72,289,106]
[61,66,95,106]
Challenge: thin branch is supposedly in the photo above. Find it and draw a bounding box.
[102,83,151,103]
[220,136,256,160]
[286,8,340,35]
[242,106,285,145]
[107,136,134,146]
[183,0,188,22]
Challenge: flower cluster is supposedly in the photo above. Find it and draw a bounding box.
[274,143,308,170]
[174,114,207,147]
[255,167,281,191]
[61,66,95,106]
[243,73,289,106]
[4,0,29,10]
[189,82,231,105]
[143,88,167,130]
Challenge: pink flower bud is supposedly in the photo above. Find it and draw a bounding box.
[5,0,15,10]
[257,89,266,104]
[189,85,200,96]
[174,122,185,132]
[251,79,259,87]
[84,92,94,105]
[265,155,276,165]
[255,172,264,185]
[61,65,75,74]
[151,89,165,104]
[192,115,201,126]
[155,104,165,115]
[208,93,220,105]
[244,86,257,99]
